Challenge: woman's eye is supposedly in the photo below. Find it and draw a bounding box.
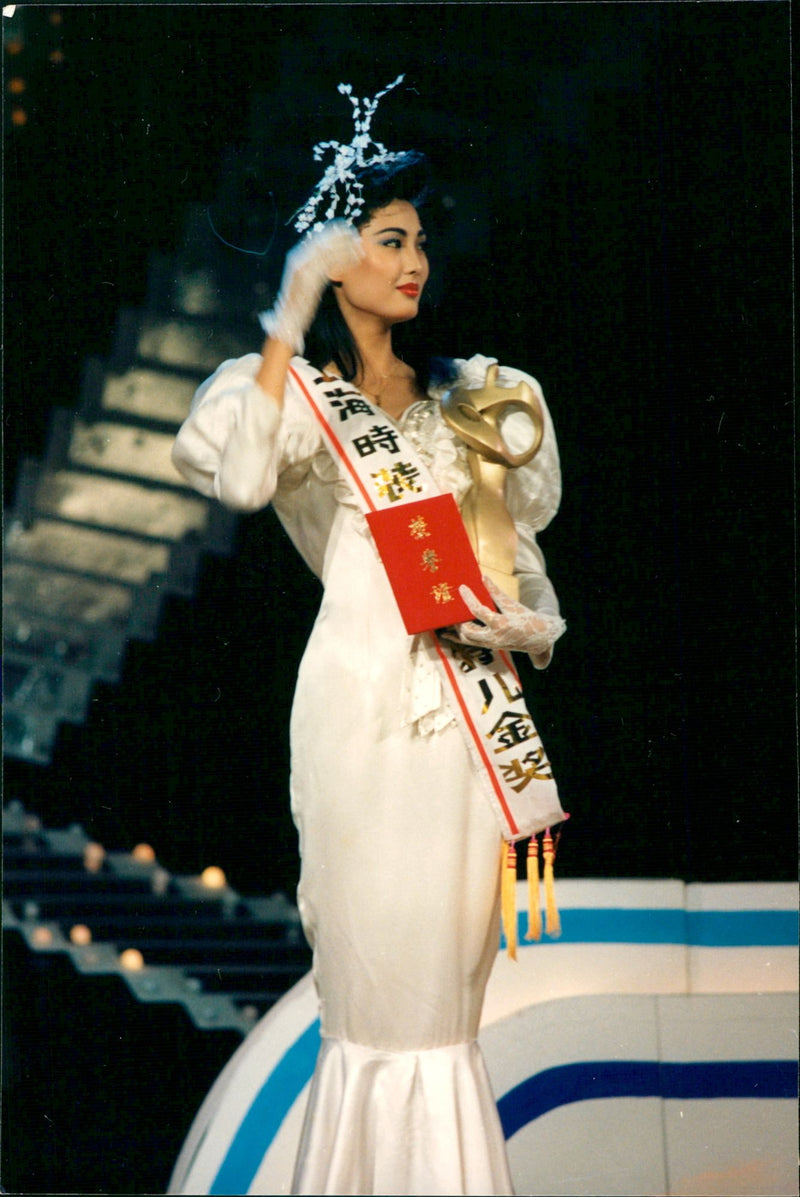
[380,237,402,248]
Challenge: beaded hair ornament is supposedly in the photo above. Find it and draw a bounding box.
[291,74,422,235]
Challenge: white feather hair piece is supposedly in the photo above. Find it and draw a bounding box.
[291,74,419,234]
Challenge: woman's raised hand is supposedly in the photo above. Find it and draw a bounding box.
[259,221,364,354]
[450,575,566,667]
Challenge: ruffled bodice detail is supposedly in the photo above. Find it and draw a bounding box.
[399,399,474,504]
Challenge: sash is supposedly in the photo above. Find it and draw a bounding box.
[288,359,567,842]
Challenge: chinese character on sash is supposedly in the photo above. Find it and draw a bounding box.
[353,424,401,457]
[371,462,424,502]
[329,393,374,421]
[448,643,495,673]
[421,548,441,573]
[499,747,553,791]
[487,710,537,752]
[478,673,524,712]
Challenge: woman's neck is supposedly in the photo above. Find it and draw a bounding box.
[332,313,422,418]
[349,317,397,380]
[351,324,405,389]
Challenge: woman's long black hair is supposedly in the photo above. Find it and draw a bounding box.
[303,155,456,393]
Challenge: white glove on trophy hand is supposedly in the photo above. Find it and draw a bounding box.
[451,575,566,667]
[258,220,364,354]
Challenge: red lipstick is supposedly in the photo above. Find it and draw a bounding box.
[397,284,420,297]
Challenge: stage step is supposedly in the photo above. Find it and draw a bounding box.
[3,238,248,763]
[2,801,310,1035]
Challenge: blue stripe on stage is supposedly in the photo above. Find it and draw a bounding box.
[504,907,799,947]
[498,1060,799,1139]
[210,1018,321,1196]
[686,909,799,947]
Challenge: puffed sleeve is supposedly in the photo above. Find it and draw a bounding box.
[171,353,323,511]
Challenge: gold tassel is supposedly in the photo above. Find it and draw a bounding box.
[542,827,561,938]
[525,835,542,941]
[501,839,518,960]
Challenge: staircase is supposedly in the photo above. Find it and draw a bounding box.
[2,199,267,765]
[3,798,310,1036]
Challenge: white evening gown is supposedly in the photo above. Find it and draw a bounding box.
[172,352,562,1196]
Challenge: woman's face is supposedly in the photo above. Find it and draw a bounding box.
[332,199,429,326]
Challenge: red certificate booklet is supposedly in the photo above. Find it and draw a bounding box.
[366,493,496,634]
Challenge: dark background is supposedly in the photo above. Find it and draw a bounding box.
[5,1,795,895]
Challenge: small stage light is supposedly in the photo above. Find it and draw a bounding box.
[132,843,156,863]
[201,866,226,890]
[70,924,92,946]
[32,926,54,947]
[119,948,145,971]
[83,842,105,872]
[8,76,25,95]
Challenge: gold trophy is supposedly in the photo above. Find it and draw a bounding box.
[441,363,544,600]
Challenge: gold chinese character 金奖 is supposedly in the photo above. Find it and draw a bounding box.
[499,747,553,792]
[487,710,537,752]
[421,548,440,573]
[432,582,455,604]
[408,515,430,540]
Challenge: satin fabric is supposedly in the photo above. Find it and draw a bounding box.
[293,1039,513,1195]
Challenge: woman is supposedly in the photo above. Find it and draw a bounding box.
[172,150,565,1194]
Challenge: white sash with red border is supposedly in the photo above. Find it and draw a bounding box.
[288,358,566,842]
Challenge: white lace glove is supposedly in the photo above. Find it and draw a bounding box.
[450,575,566,668]
[258,220,364,354]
